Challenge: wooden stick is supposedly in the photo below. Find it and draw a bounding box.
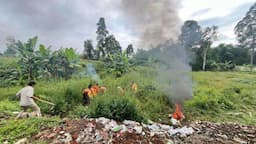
[33,96,55,106]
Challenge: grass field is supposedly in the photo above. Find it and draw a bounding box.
[0,70,256,142]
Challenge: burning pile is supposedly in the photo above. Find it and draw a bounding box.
[170,103,185,126]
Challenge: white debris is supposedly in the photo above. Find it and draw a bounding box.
[134,126,143,134]
[14,138,28,144]
[168,126,194,137]
[96,117,110,124]
[123,120,140,126]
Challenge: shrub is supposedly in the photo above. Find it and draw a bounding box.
[68,105,88,118]
[87,95,144,122]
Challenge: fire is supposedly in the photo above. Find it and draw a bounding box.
[172,103,185,121]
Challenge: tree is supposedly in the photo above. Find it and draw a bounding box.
[83,40,94,59]
[179,20,202,49]
[235,3,256,69]
[16,36,39,80]
[200,26,218,71]
[96,17,109,58]
[126,44,134,57]
[209,43,250,65]
[105,35,122,56]
[104,51,130,77]
[4,36,17,56]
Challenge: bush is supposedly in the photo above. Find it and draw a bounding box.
[36,78,89,116]
[68,105,88,118]
[87,95,144,122]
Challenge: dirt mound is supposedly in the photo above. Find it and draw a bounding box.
[32,118,256,144]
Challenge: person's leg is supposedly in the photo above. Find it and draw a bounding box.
[30,104,42,117]
[16,106,29,119]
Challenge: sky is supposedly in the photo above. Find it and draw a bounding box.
[0,0,255,53]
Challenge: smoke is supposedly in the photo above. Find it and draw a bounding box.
[86,63,101,83]
[121,0,181,49]
[121,0,192,103]
[153,43,192,103]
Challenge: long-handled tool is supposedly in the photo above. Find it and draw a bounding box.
[33,96,55,106]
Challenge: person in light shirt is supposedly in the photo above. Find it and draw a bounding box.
[16,81,41,118]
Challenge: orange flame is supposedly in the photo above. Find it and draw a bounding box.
[172,103,185,120]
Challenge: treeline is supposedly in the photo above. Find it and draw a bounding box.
[191,44,252,71]
[0,2,255,85]
[0,37,79,87]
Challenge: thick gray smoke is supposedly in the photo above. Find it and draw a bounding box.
[153,43,192,103]
[121,0,181,49]
[121,0,192,103]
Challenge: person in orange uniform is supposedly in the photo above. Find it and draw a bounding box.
[82,84,93,105]
[99,86,106,93]
[92,83,100,96]
[131,82,138,92]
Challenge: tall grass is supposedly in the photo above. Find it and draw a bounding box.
[1,65,256,125]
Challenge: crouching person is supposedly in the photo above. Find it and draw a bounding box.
[16,81,41,119]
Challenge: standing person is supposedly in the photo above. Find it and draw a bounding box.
[82,84,93,105]
[131,81,138,92]
[16,81,41,118]
[92,83,100,96]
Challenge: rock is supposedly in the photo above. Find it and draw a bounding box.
[159,124,171,130]
[105,120,117,130]
[168,126,194,137]
[95,132,102,141]
[120,125,128,133]
[46,133,56,139]
[62,133,72,143]
[247,134,255,138]
[216,138,226,144]
[134,126,143,134]
[96,117,110,125]
[243,129,255,134]
[59,131,65,134]
[148,124,160,132]
[14,138,28,144]
[233,137,247,144]
[216,134,228,139]
[123,120,140,126]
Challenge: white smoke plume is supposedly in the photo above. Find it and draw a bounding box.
[86,63,101,83]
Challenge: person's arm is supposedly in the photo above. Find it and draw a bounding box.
[16,89,21,98]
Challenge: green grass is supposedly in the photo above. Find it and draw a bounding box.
[0,117,60,143]
[0,100,19,116]
[185,72,256,125]
[0,69,256,127]
[0,67,256,142]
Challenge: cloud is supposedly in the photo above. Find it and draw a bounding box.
[191,8,211,17]
[0,0,255,53]
[0,0,125,53]
[180,0,255,45]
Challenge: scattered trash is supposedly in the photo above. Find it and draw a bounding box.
[111,125,122,132]
[168,126,194,137]
[32,118,256,144]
